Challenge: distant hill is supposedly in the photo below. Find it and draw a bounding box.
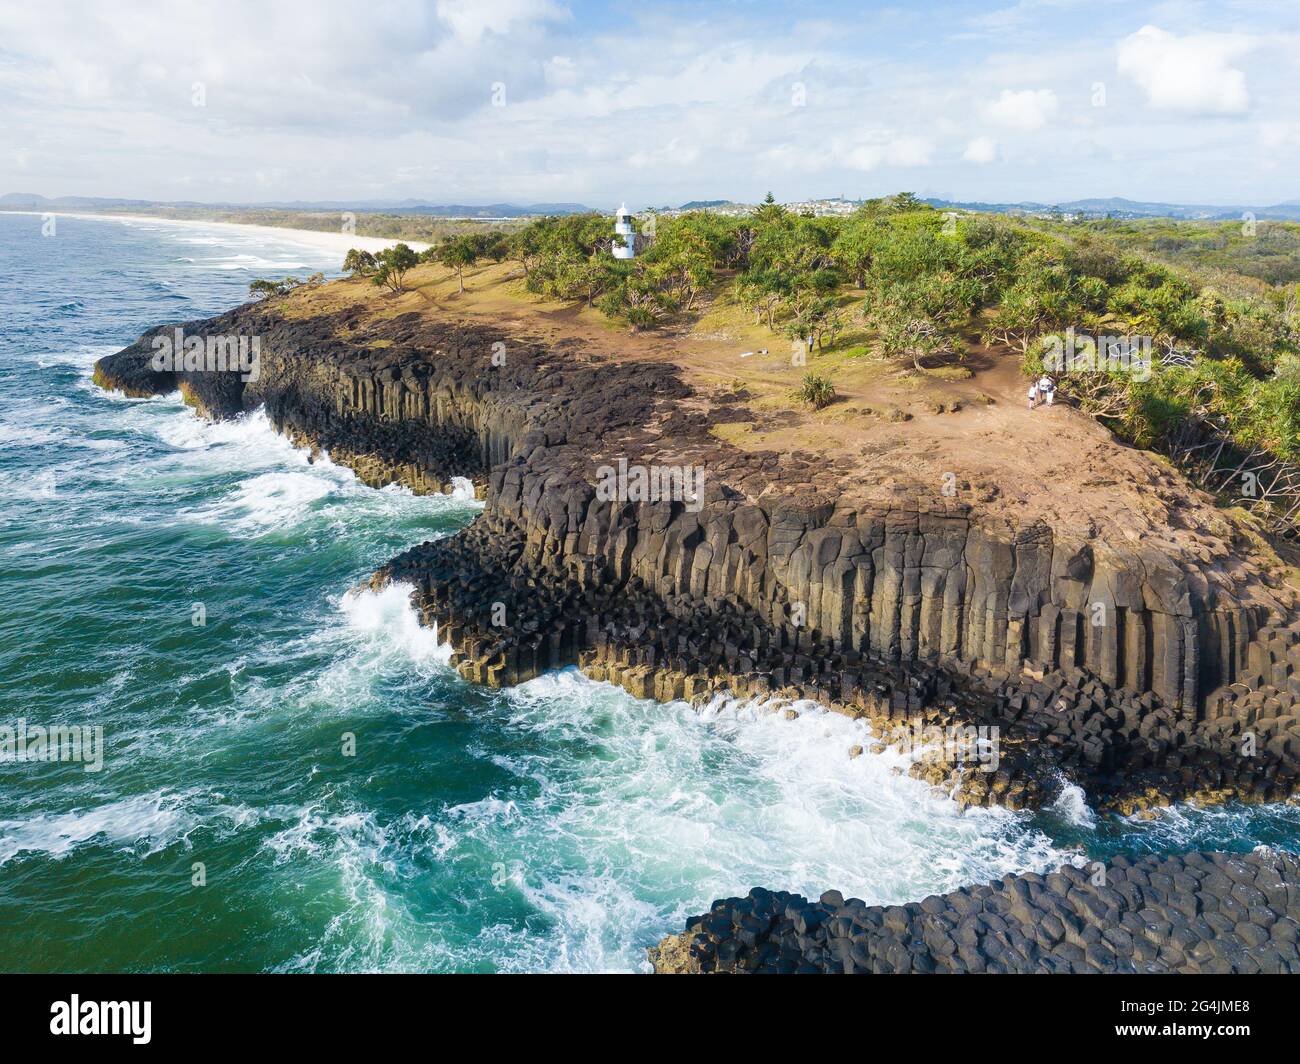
[925,195,1300,222]
[7,190,1299,223]
[0,192,165,210]
[0,193,596,218]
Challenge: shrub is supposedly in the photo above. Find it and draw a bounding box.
[625,305,658,331]
[794,372,836,409]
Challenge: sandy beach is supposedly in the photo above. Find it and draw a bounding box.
[0,209,430,255]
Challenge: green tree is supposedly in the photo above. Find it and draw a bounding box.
[876,300,953,370]
[371,243,419,293]
[982,249,1083,353]
[249,277,301,299]
[741,214,840,335]
[754,191,786,226]
[639,218,716,311]
[832,213,888,287]
[508,223,545,277]
[342,248,377,276]
[435,235,481,293]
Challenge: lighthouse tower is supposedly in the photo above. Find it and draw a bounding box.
[612,202,636,259]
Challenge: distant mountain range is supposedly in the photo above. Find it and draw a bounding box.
[4,191,1299,222]
[650,195,1300,222]
[0,193,596,217]
[923,195,1300,222]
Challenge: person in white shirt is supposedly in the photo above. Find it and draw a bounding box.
[1038,375,1055,406]
[1027,381,1039,409]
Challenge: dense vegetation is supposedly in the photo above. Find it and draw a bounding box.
[341,196,1300,532]
[1077,216,1300,288]
[90,205,518,244]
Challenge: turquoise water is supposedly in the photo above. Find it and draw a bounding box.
[1,212,1297,973]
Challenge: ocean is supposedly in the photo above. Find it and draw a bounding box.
[1,211,1297,972]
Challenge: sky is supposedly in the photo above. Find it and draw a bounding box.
[1,0,1298,209]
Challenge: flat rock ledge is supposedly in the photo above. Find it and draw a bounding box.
[649,850,1300,974]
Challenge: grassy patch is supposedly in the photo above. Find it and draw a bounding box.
[831,342,874,360]
[710,422,756,445]
[925,365,974,381]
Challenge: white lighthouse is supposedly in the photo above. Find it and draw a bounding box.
[612,202,636,259]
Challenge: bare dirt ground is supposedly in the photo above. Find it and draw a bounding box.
[278,261,1296,590]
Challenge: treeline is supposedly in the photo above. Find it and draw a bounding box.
[342,233,510,293]
[1080,216,1300,288]
[129,205,517,244]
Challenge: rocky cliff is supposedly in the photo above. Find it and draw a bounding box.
[94,298,1300,813]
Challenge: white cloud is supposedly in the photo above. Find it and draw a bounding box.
[983,89,1059,131]
[1116,25,1255,115]
[963,136,998,163]
[434,0,567,43]
[0,2,1296,206]
[544,55,577,87]
[760,144,807,171]
[0,0,568,131]
[629,138,700,170]
[845,135,934,171]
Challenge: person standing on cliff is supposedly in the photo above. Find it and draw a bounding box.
[1027,380,1039,409]
[1038,373,1056,407]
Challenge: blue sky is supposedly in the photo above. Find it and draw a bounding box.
[1,0,1298,207]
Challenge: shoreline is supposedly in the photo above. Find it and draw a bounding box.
[86,278,1300,976]
[91,295,1300,817]
[0,209,430,255]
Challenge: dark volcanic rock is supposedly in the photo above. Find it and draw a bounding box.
[93,301,1300,813]
[649,850,1300,974]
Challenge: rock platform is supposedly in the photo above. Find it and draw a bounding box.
[649,850,1300,974]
